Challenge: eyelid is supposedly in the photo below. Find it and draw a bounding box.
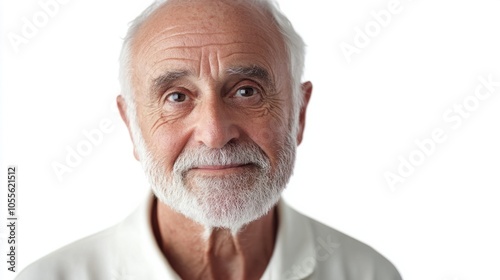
[234,86,260,97]
[163,88,192,103]
[168,92,187,102]
[230,80,264,97]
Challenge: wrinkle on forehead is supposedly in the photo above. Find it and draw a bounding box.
[145,43,275,77]
[131,0,284,51]
[140,29,276,61]
[130,0,289,97]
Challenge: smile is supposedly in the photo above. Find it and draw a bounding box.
[190,163,254,173]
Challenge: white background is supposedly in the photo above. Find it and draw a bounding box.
[1,0,500,279]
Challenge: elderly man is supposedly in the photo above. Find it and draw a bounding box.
[17,0,401,279]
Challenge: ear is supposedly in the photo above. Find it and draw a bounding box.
[117,95,140,161]
[296,81,312,146]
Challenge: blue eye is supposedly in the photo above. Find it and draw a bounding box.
[235,87,257,97]
[167,92,187,102]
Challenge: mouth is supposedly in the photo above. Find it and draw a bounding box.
[190,163,255,174]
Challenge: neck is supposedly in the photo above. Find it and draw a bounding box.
[152,198,278,280]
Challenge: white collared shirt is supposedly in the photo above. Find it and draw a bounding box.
[16,194,402,280]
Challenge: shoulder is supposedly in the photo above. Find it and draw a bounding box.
[282,203,402,280]
[15,195,168,280]
[15,223,125,280]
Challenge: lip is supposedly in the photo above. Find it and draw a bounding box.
[192,163,251,170]
[188,163,256,175]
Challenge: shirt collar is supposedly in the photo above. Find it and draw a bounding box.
[110,192,181,279]
[117,194,317,280]
[261,199,317,280]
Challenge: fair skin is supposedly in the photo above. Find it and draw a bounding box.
[117,0,312,279]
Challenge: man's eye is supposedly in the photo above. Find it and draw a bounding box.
[235,87,258,97]
[166,92,187,102]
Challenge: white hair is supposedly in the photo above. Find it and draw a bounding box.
[140,133,296,235]
[118,0,307,147]
[118,0,303,234]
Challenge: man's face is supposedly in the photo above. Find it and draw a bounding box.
[121,0,304,231]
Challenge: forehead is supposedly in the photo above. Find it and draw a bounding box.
[130,0,288,89]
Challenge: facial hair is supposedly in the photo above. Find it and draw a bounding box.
[136,130,296,234]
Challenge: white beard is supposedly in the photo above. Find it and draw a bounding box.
[136,133,296,234]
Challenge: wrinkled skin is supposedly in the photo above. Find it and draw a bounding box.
[117,0,312,279]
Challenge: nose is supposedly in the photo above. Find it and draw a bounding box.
[193,98,240,149]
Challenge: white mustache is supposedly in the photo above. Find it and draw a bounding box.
[173,142,271,173]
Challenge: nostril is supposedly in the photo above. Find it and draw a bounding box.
[194,120,240,149]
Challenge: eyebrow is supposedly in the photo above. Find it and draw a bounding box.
[226,65,273,88]
[150,70,190,96]
[149,65,274,97]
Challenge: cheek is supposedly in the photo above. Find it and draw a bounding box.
[253,118,285,145]
[249,114,292,163]
[139,115,190,172]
